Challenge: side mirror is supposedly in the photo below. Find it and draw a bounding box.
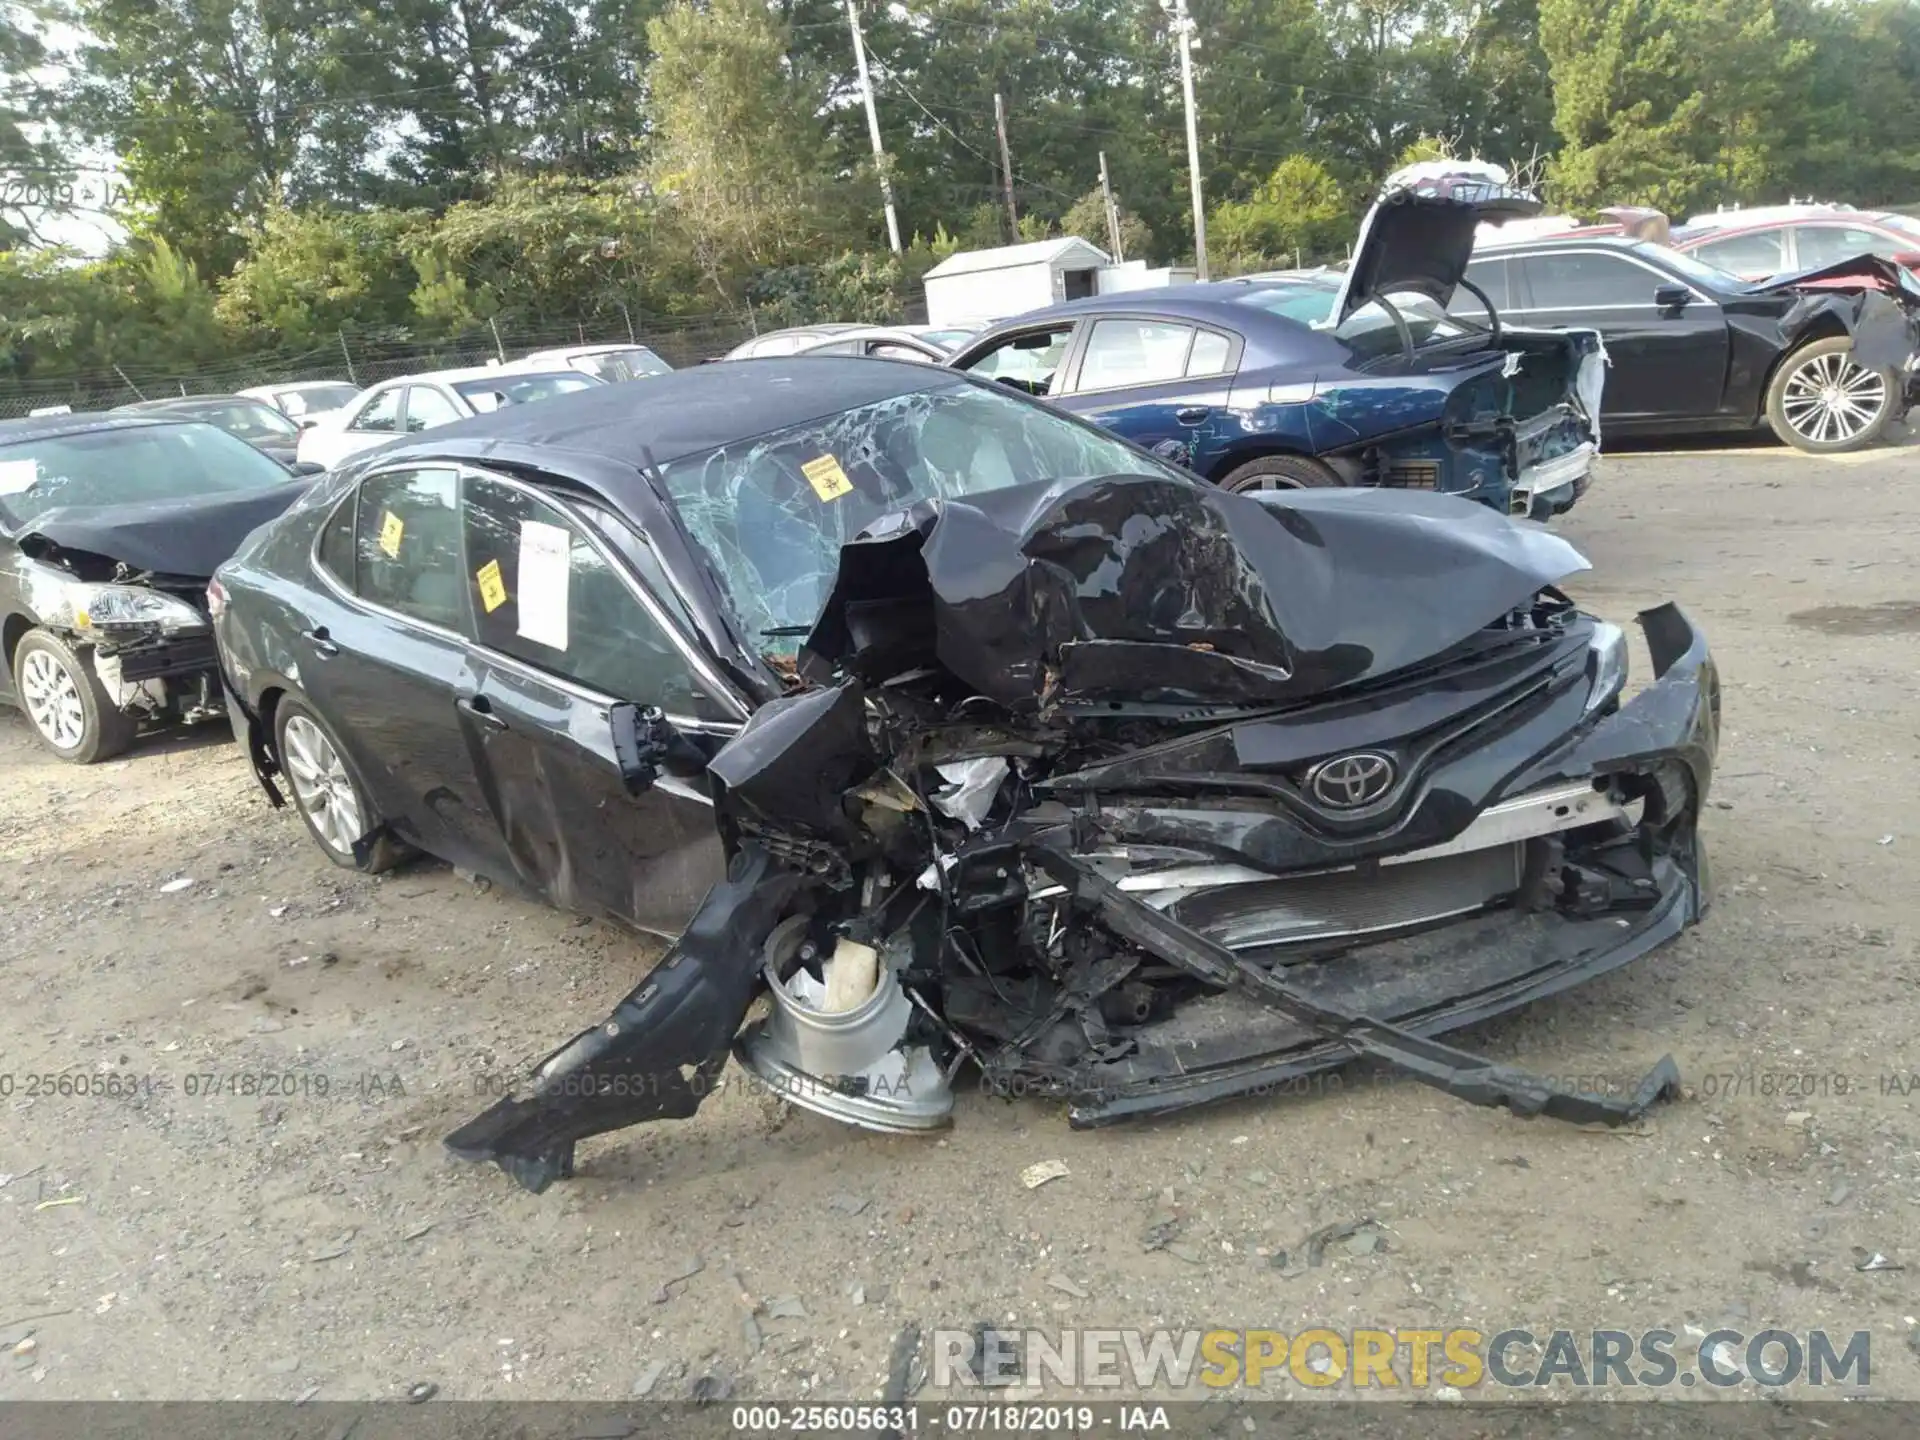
[290,460,326,477]
[1653,283,1692,310]
[609,703,708,795]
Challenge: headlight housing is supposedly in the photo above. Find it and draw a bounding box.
[1586,620,1628,715]
[61,584,208,637]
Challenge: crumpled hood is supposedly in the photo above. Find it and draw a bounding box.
[19,483,309,578]
[1333,162,1544,326]
[801,474,1587,709]
[1741,254,1920,372]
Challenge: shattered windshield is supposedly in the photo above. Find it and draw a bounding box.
[656,380,1187,651]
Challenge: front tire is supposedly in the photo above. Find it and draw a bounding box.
[1218,454,1344,492]
[274,697,404,873]
[12,628,138,764]
[1766,337,1896,454]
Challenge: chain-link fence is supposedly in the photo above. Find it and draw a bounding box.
[0,309,770,420]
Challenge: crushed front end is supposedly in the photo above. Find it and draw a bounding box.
[448,478,1716,1192]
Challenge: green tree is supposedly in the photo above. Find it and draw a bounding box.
[216,205,422,344]
[1540,0,1815,213]
[1061,185,1153,260]
[66,0,386,271]
[642,0,853,305]
[1208,154,1351,270]
[1,1,71,248]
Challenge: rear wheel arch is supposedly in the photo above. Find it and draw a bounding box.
[270,689,408,873]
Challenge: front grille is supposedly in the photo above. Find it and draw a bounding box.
[1168,842,1522,952]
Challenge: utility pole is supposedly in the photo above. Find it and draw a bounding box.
[846,0,902,253]
[994,92,1018,241]
[1098,150,1124,261]
[1166,0,1208,280]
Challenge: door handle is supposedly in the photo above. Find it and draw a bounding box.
[456,693,508,732]
[299,627,340,659]
[1175,406,1211,425]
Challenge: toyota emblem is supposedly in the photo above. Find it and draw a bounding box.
[1307,752,1396,809]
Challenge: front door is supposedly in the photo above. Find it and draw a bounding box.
[1510,251,1728,422]
[455,471,733,935]
[299,465,513,875]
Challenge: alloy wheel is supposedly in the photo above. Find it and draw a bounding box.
[281,714,365,857]
[20,649,87,750]
[1779,351,1888,447]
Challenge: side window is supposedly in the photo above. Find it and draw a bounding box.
[460,475,705,714]
[1793,225,1897,268]
[1457,257,1510,315]
[1520,253,1657,308]
[1076,319,1196,390]
[1691,230,1788,276]
[350,388,402,433]
[352,468,466,631]
[315,490,356,583]
[1186,329,1233,377]
[959,325,1074,395]
[403,385,462,432]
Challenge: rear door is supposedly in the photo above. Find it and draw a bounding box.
[298,465,513,874]
[1053,316,1242,469]
[400,384,465,434]
[1510,250,1727,421]
[327,385,404,463]
[456,470,738,936]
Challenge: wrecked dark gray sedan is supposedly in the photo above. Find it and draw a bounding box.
[210,361,1720,1194]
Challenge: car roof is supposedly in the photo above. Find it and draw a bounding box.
[115,394,258,411]
[0,412,192,447]
[1472,234,1655,257]
[372,365,586,389]
[250,379,358,393]
[985,281,1329,331]
[522,344,656,361]
[360,356,958,472]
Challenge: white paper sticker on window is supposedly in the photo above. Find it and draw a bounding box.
[0,459,38,496]
[516,519,571,652]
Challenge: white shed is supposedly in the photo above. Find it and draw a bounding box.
[922,237,1112,327]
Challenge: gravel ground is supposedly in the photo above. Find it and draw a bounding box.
[4,436,1920,1406]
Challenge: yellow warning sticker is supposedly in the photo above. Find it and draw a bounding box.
[476,558,507,613]
[378,510,404,558]
[801,453,854,502]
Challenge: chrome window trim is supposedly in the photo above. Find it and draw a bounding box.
[306,459,752,720]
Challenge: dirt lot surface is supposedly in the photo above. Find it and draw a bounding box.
[4,435,1920,1407]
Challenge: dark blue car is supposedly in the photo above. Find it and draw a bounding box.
[947,174,1606,519]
